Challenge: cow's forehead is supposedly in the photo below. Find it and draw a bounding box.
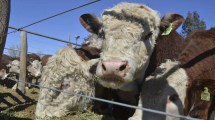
[101,2,160,35]
[98,2,161,50]
[12,60,20,65]
[32,60,42,66]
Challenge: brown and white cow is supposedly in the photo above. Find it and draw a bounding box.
[8,53,43,89]
[0,54,13,80]
[27,53,40,62]
[26,53,42,79]
[180,28,215,120]
[8,53,42,77]
[130,28,215,120]
[80,2,185,119]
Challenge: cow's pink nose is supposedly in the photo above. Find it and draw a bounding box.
[101,60,128,77]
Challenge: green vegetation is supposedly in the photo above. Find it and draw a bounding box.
[181,11,206,37]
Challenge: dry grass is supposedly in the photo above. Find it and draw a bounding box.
[0,81,113,120]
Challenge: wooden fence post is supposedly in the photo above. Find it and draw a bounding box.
[18,31,27,93]
[0,0,10,60]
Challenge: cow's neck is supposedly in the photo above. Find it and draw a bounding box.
[140,60,189,119]
[144,60,189,105]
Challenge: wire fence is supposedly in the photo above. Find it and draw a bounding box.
[6,78,199,120]
[1,1,202,119]
[6,0,103,56]
[7,0,101,35]
[4,47,48,56]
[8,26,81,46]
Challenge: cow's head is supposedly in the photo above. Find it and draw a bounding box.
[0,64,9,80]
[0,69,9,80]
[80,2,184,90]
[140,60,188,120]
[27,60,42,77]
[8,60,20,74]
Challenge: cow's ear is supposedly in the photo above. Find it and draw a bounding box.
[80,13,102,34]
[160,13,184,35]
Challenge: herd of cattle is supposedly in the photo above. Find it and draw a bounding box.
[0,53,52,89]
[1,2,215,120]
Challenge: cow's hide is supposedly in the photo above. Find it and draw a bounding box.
[41,55,52,66]
[95,3,161,90]
[130,28,215,120]
[129,60,188,120]
[80,2,185,119]
[35,46,98,119]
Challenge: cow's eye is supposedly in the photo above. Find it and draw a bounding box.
[142,31,152,41]
[169,94,179,102]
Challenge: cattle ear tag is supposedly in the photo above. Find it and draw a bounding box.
[201,87,210,101]
[161,23,173,36]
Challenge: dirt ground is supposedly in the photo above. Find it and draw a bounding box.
[0,80,113,120]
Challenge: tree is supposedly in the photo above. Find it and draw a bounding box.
[181,11,206,37]
[0,0,10,60]
[7,44,20,58]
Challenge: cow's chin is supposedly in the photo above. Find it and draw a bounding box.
[97,75,134,90]
[97,79,127,89]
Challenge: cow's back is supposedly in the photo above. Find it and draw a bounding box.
[1,54,13,65]
[41,55,52,66]
[27,53,40,62]
[179,28,215,119]
[179,28,215,80]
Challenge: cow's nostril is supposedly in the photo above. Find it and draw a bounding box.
[119,64,127,71]
[102,63,106,71]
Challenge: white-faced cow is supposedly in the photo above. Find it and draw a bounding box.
[0,54,13,80]
[129,28,215,120]
[0,54,16,87]
[80,2,184,119]
[8,53,42,89]
[26,53,42,79]
[0,63,8,80]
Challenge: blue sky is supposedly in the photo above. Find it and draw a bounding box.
[5,0,215,55]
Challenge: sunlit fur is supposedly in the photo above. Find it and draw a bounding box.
[9,60,20,74]
[0,69,8,80]
[27,60,42,77]
[130,60,189,120]
[35,46,98,119]
[96,2,161,90]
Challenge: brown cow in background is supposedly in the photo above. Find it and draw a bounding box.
[0,54,13,79]
[41,55,52,66]
[144,13,185,79]
[180,28,215,120]
[0,54,15,87]
[27,53,40,62]
[7,53,43,89]
[130,28,215,120]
